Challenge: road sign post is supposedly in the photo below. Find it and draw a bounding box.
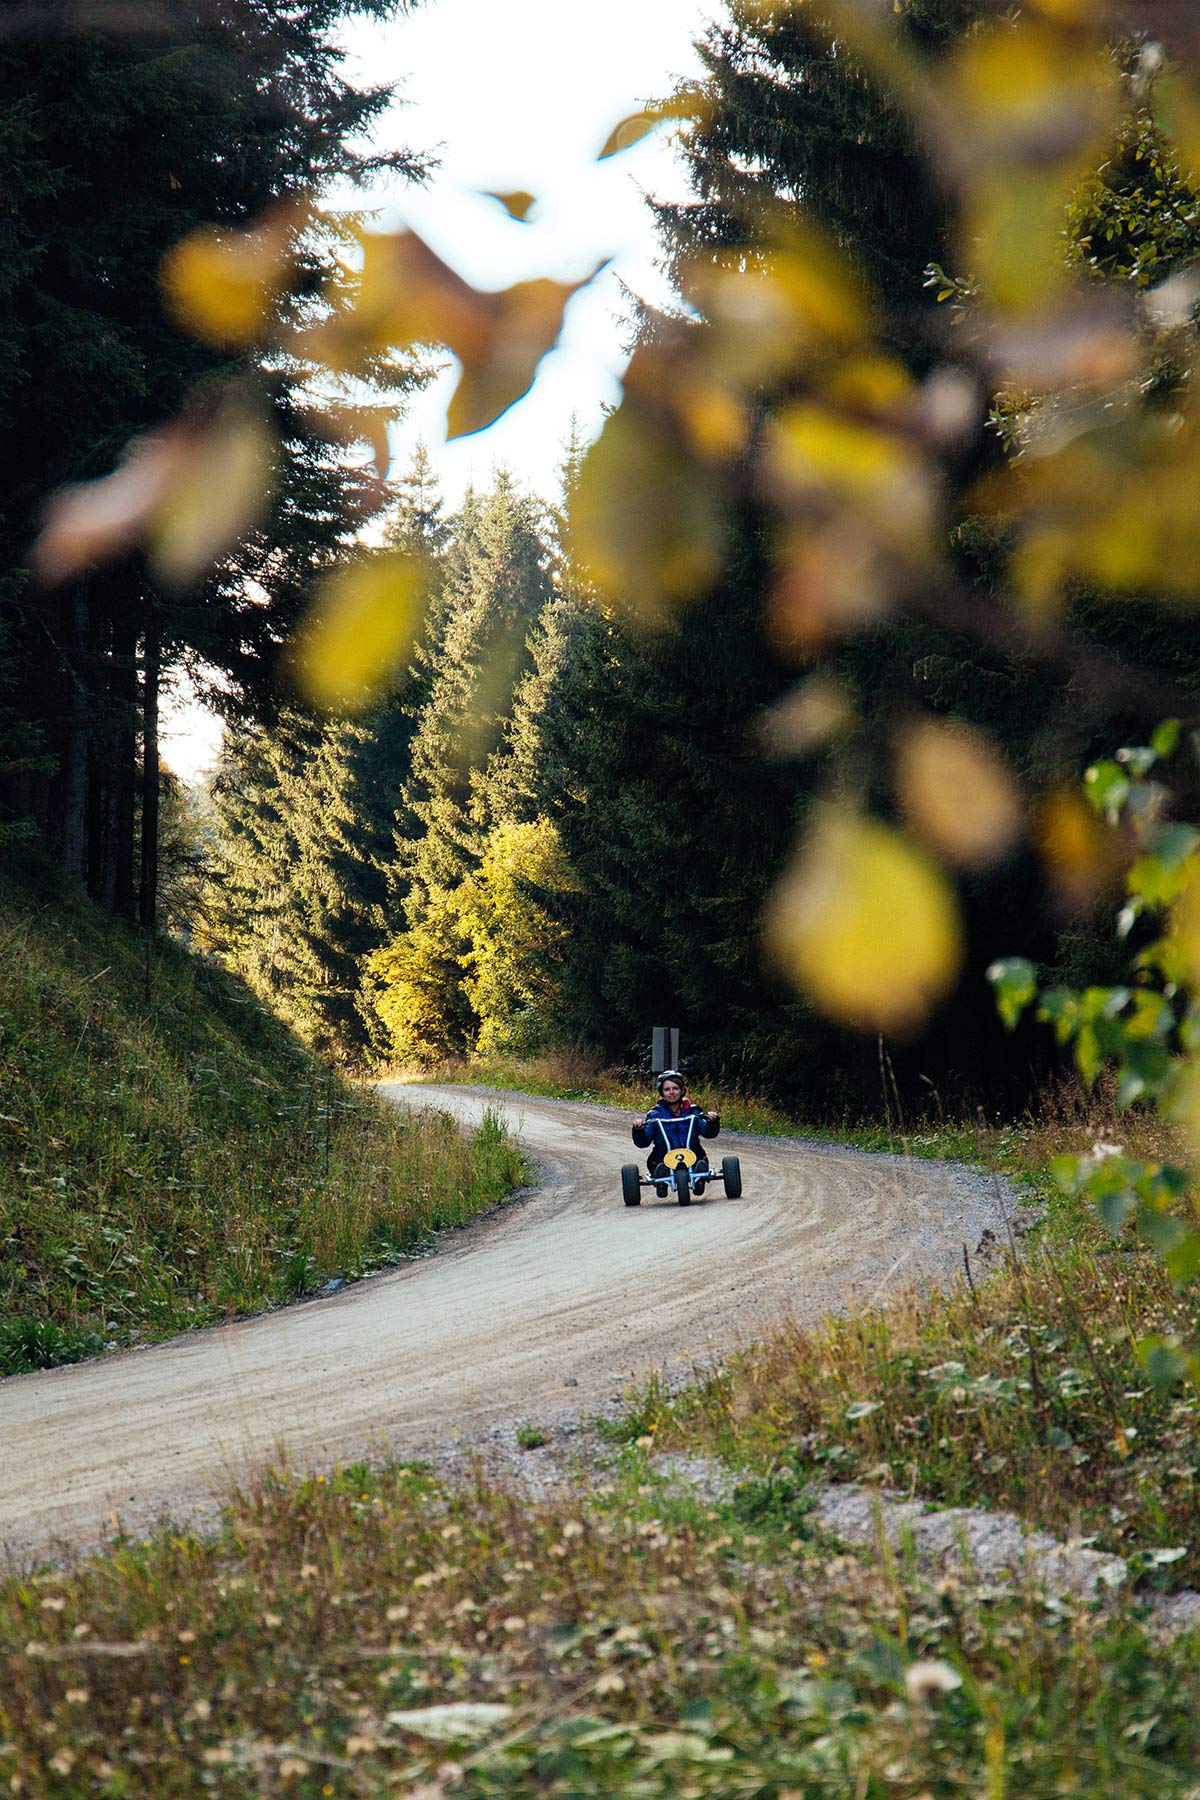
[652,1027,680,1072]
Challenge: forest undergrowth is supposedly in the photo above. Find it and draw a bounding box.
[0,877,525,1377]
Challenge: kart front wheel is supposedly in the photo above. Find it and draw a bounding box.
[675,1166,692,1206]
[722,1155,742,1199]
[621,1163,642,1207]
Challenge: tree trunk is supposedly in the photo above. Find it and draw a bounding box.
[139,617,160,933]
[109,608,138,921]
[60,581,89,884]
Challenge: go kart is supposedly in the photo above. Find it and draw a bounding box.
[621,1145,742,1208]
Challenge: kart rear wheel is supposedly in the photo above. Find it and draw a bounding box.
[621,1163,642,1208]
[722,1155,742,1198]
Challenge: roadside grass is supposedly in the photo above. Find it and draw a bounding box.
[2,1451,1199,1798]
[0,880,525,1377]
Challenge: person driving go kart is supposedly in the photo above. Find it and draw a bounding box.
[632,1070,720,1193]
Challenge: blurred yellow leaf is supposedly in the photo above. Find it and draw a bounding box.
[148,404,275,588]
[685,234,870,387]
[447,273,597,439]
[483,190,537,221]
[764,402,938,560]
[1153,69,1200,184]
[963,166,1082,313]
[291,552,427,713]
[896,718,1022,869]
[756,673,856,759]
[31,400,274,587]
[597,86,708,159]
[1168,858,1200,987]
[765,811,963,1034]
[941,22,1119,310]
[569,398,725,619]
[945,22,1117,164]
[161,204,299,350]
[322,231,601,439]
[31,427,192,585]
[1035,787,1122,908]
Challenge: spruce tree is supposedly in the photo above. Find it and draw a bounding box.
[0,2,426,922]
[368,475,554,1062]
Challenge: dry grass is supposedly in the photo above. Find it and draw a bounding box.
[0,1453,1197,1798]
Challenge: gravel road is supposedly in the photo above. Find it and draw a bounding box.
[0,1085,1010,1558]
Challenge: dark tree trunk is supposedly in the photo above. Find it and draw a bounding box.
[111,609,138,922]
[139,616,160,933]
[60,581,89,884]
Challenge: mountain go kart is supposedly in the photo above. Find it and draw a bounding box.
[621,1144,742,1208]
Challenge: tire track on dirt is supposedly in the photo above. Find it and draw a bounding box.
[0,1085,1007,1557]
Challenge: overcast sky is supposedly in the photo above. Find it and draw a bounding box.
[163,0,713,778]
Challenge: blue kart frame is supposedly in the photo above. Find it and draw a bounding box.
[621,1106,742,1207]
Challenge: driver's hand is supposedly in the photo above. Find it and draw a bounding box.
[706,1111,720,1123]
[633,1115,646,1129]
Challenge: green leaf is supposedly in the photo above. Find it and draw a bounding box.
[1152,718,1180,759]
[987,956,1038,1029]
[1097,1184,1134,1234]
[1138,1334,1190,1389]
[1139,1209,1190,1256]
[1049,1152,1083,1193]
[1116,744,1158,778]
[1084,759,1130,822]
[1164,1231,1200,1289]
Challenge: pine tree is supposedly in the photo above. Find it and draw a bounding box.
[0,2,426,924]
[368,475,554,1062]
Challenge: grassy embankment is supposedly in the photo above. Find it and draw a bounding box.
[0,876,525,1377]
[433,1054,1200,1587]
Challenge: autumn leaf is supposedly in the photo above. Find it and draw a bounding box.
[320,230,602,439]
[568,397,726,618]
[482,190,537,221]
[765,811,963,1033]
[149,404,275,587]
[896,717,1022,868]
[596,85,708,159]
[290,551,427,713]
[30,399,274,588]
[161,202,301,350]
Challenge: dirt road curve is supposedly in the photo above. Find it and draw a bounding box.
[0,1086,1005,1557]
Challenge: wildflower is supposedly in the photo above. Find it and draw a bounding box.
[1091,1140,1123,1162]
[64,1688,89,1705]
[905,1659,963,1702]
[595,1672,626,1696]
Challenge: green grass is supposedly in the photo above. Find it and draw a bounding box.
[0,876,526,1376]
[1,1451,1197,1798]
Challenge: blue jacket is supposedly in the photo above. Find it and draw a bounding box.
[632,1100,719,1164]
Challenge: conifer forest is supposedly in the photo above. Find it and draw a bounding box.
[7,0,1200,1126]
